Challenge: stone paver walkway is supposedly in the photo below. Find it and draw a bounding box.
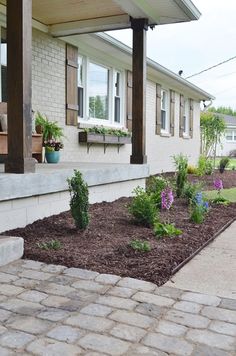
[0,259,235,355]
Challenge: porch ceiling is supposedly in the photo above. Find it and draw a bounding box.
[0,0,201,35]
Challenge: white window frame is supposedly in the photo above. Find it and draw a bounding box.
[183,98,190,136]
[226,128,236,142]
[78,55,125,128]
[161,88,170,133]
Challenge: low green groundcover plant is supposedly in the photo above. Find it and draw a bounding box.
[128,187,158,227]
[154,222,182,238]
[67,170,89,230]
[173,154,188,198]
[37,240,61,250]
[130,240,151,252]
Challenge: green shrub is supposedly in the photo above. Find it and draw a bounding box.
[197,155,213,176]
[67,170,89,230]
[190,205,206,224]
[187,165,198,174]
[130,240,151,252]
[128,187,158,227]
[173,154,188,198]
[147,176,169,208]
[154,222,182,238]
[37,240,61,250]
[219,157,230,173]
[183,182,203,204]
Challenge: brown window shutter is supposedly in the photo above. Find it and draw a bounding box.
[189,99,194,138]
[66,44,78,126]
[179,94,184,137]
[170,90,175,136]
[156,83,161,135]
[126,70,132,132]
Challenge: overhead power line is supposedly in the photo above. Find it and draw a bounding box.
[185,55,236,79]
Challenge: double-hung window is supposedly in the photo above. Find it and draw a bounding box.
[226,129,236,142]
[78,56,124,126]
[161,89,169,132]
[183,98,189,135]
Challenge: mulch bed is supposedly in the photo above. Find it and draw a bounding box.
[3,196,236,286]
[187,170,236,190]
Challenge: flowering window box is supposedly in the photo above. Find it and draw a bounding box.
[78,131,131,153]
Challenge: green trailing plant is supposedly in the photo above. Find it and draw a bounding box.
[197,155,213,176]
[219,157,230,173]
[128,187,158,227]
[147,175,170,208]
[154,222,182,238]
[67,170,89,230]
[37,240,61,250]
[84,126,131,137]
[129,240,151,252]
[173,154,188,198]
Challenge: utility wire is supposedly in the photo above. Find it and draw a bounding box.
[185,55,236,79]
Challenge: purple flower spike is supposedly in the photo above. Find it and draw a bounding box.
[214,178,223,191]
[161,187,174,210]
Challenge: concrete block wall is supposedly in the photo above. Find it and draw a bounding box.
[0,179,145,233]
[146,80,201,174]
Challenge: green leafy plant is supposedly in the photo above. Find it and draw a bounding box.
[35,112,64,142]
[130,240,151,252]
[37,240,61,250]
[147,175,170,208]
[197,155,213,176]
[154,222,182,238]
[183,182,203,204]
[219,157,230,173]
[173,154,188,198]
[190,205,206,224]
[84,126,131,137]
[187,165,198,174]
[67,170,89,230]
[128,187,158,227]
[212,195,229,205]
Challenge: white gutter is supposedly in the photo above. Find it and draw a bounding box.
[174,0,201,21]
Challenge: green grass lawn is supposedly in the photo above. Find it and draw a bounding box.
[205,187,236,202]
[211,157,236,169]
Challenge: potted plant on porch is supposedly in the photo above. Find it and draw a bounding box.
[35,112,64,163]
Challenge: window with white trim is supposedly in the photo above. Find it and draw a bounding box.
[161,89,169,132]
[183,98,189,135]
[226,129,236,142]
[78,56,124,126]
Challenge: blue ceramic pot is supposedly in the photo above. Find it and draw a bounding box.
[45,150,60,163]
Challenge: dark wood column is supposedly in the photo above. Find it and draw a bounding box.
[5,0,35,173]
[130,18,148,164]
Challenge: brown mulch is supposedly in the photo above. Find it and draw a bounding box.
[187,170,236,190]
[3,197,236,286]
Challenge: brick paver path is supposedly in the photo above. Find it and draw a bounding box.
[0,259,235,355]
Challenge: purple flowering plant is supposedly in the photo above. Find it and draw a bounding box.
[44,139,64,152]
[161,187,174,210]
[212,178,229,204]
[214,178,223,191]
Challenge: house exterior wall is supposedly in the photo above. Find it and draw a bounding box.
[31,29,201,173]
[216,126,236,156]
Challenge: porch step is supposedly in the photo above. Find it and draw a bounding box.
[0,236,24,267]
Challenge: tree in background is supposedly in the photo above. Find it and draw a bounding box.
[208,106,236,117]
[200,112,226,168]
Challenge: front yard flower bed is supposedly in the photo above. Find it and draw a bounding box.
[3,197,236,286]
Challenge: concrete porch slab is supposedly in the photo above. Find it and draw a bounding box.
[0,236,24,267]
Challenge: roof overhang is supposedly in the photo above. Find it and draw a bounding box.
[0,0,201,36]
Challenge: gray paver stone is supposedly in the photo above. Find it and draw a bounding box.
[173,300,202,314]
[78,333,131,355]
[201,306,236,323]
[127,345,168,355]
[41,264,67,274]
[110,323,147,342]
[192,344,232,356]
[37,308,70,322]
[0,298,44,315]
[80,303,113,317]
[186,329,235,351]
[0,330,35,349]
[47,325,83,343]
[18,290,48,303]
[0,309,12,322]
[109,310,155,329]
[135,302,165,318]
[154,286,182,299]
[220,298,236,311]
[143,332,193,356]
[42,295,71,308]
[63,267,99,280]
[0,284,24,296]
[68,289,98,302]
[132,292,174,307]
[13,277,40,289]
[22,260,45,270]
[26,337,83,355]
[71,280,109,293]
[209,320,236,337]
[0,346,15,356]
[35,282,76,296]
[48,275,76,285]
[0,272,18,283]
[7,315,52,335]
[65,313,114,332]
[118,277,156,292]
[96,295,137,310]
[107,286,135,298]
[155,320,187,336]
[181,292,221,306]
[19,269,52,281]
[0,325,7,334]
[95,273,121,285]
[165,309,210,328]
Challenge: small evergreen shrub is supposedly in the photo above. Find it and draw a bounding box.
[147,176,169,208]
[197,155,213,176]
[154,222,182,238]
[67,170,89,230]
[37,240,61,250]
[187,165,198,174]
[173,154,188,198]
[128,187,158,227]
[219,157,230,173]
[130,240,151,252]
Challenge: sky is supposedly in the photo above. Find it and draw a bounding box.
[108,0,236,109]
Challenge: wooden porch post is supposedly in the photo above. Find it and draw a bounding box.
[130,18,148,164]
[5,0,35,173]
